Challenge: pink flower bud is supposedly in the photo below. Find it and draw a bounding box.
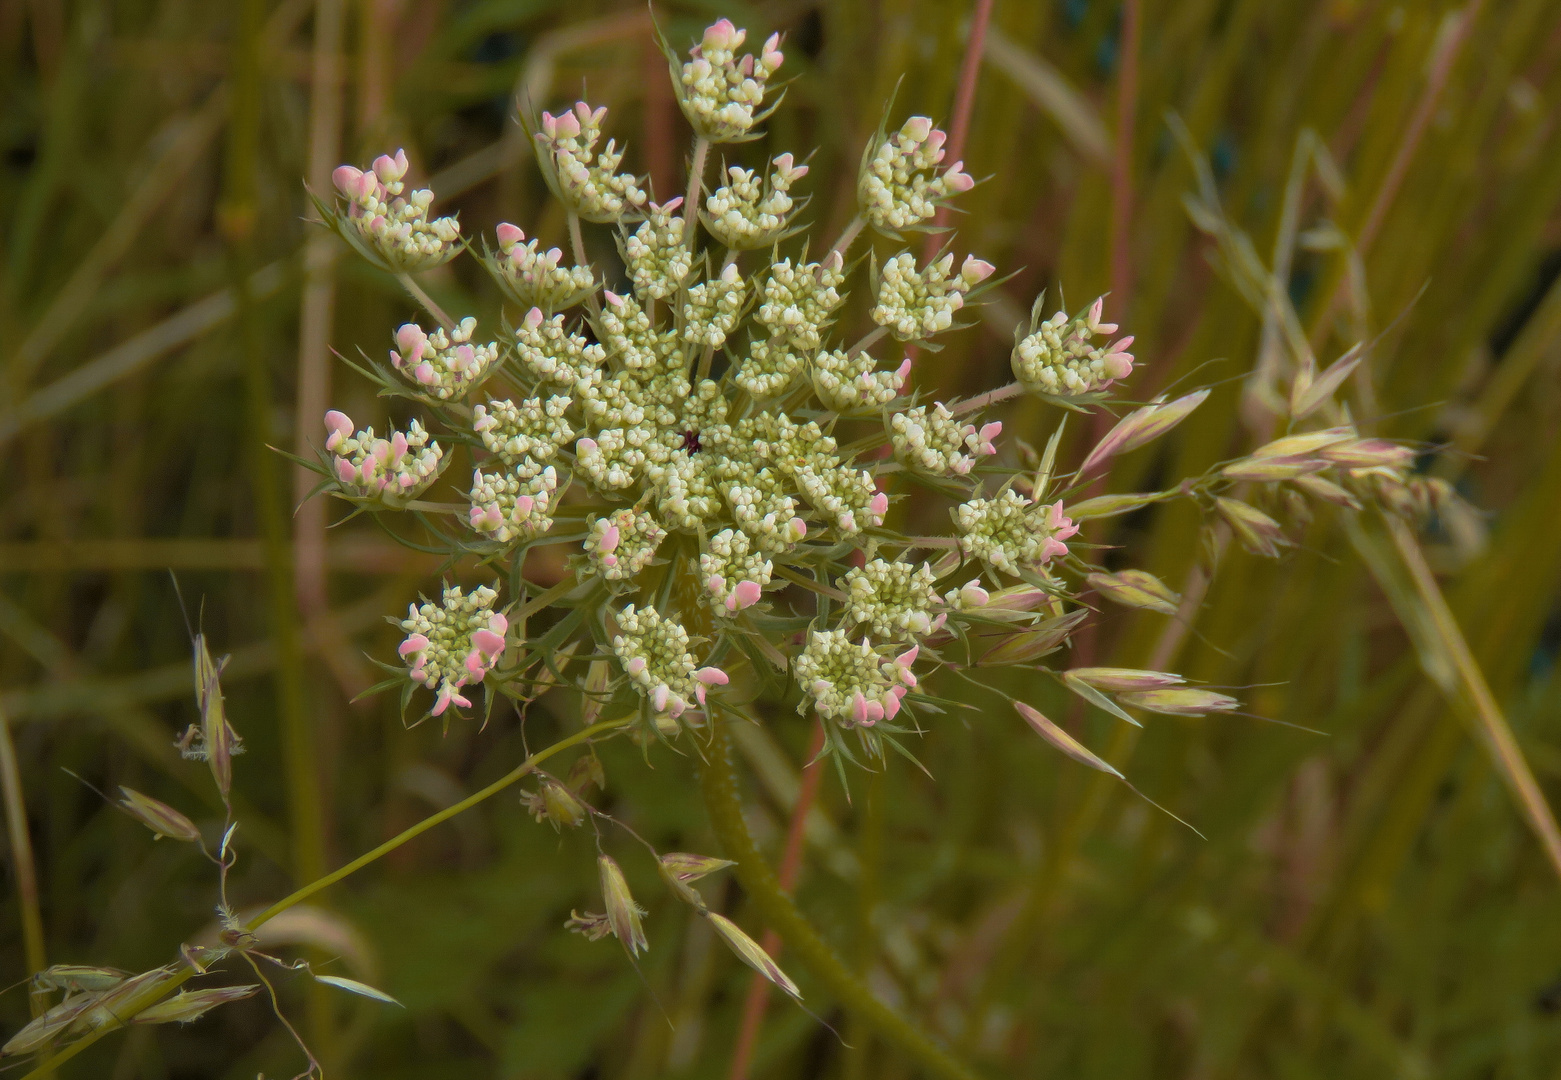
[334,457,357,484]
[464,649,487,679]
[472,629,505,659]
[324,410,353,450]
[577,437,598,453]
[603,290,624,306]
[732,580,762,609]
[904,116,933,142]
[395,323,425,355]
[495,222,524,249]
[332,165,363,195]
[653,683,670,713]
[372,151,405,183]
[599,525,621,553]
[398,633,429,658]
[413,361,437,386]
[961,255,996,283]
[978,421,1002,453]
[870,492,889,519]
[925,128,948,156]
[785,517,808,543]
[960,581,990,607]
[489,613,508,636]
[943,163,975,193]
[625,656,647,677]
[523,306,545,329]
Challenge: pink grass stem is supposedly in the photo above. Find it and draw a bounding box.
[726,721,829,1080]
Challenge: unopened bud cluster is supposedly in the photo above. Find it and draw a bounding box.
[324,411,443,499]
[675,18,784,142]
[330,149,462,272]
[859,116,975,234]
[1012,297,1135,398]
[398,585,508,717]
[488,223,596,310]
[872,252,994,341]
[390,319,499,401]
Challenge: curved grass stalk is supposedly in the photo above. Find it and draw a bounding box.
[18,718,630,1079]
[699,711,984,1080]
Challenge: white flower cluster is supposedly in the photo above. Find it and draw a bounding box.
[535,104,647,223]
[703,154,807,250]
[612,605,727,719]
[794,631,918,727]
[489,223,596,310]
[398,585,508,717]
[467,463,559,543]
[676,18,784,143]
[840,559,945,640]
[1012,297,1135,398]
[682,264,747,348]
[513,308,607,393]
[736,411,888,535]
[585,508,666,581]
[737,254,846,398]
[890,403,1001,476]
[331,149,463,271]
[622,200,692,299]
[811,348,912,412]
[954,490,1080,575]
[871,252,995,342]
[858,117,975,234]
[647,451,724,530]
[389,318,499,401]
[324,411,443,499]
[700,528,772,615]
[471,396,574,465]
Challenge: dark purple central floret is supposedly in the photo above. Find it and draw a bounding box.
[681,430,702,455]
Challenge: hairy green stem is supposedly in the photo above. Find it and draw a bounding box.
[683,136,710,253]
[699,711,983,1080]
[396,273,455,331]
[20,719,628,1079]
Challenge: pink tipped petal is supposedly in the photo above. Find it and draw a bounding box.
[394,323,424,353]
[653,684,670,712]
[398,634,429,658]
[851,692,870,726]
[695,667,729,687]
[707,574,726,594]
[464,650,486,678]
[332,165,363,194]
[335,457,357,484]
[732,580,762,609]
[870,492,889,517]
[897,645,920,668]
[883,691,902,720]
[495,222,524,247]
[414,362,437,385]
[895,358,913,380]
[488,612,508,636]
[524,307,545,329]
[626,657,647,677]
[432,686,453,716]
[472,629,505,658]
[962,256,996,282]
[599,525,621,553]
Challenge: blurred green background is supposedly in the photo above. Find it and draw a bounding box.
[3,0,1561,1077]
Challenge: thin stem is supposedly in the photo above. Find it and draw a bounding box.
[248,718,629,929]
[921,0,994,251]
[823,215,864,270]
[293,0,346,623]
[1384,516,1561,880]
[771,564,847,601]
[396,273,455,331]
[699,710,983,1080]
[845,325,888,360]
[566,211,604,321]
[683,136,711,253]
[727,721,829,1080]
[17,720,631,1080]
[0,703,49,1021]
[948,380,1023,416]
[1106,0,1140,314]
